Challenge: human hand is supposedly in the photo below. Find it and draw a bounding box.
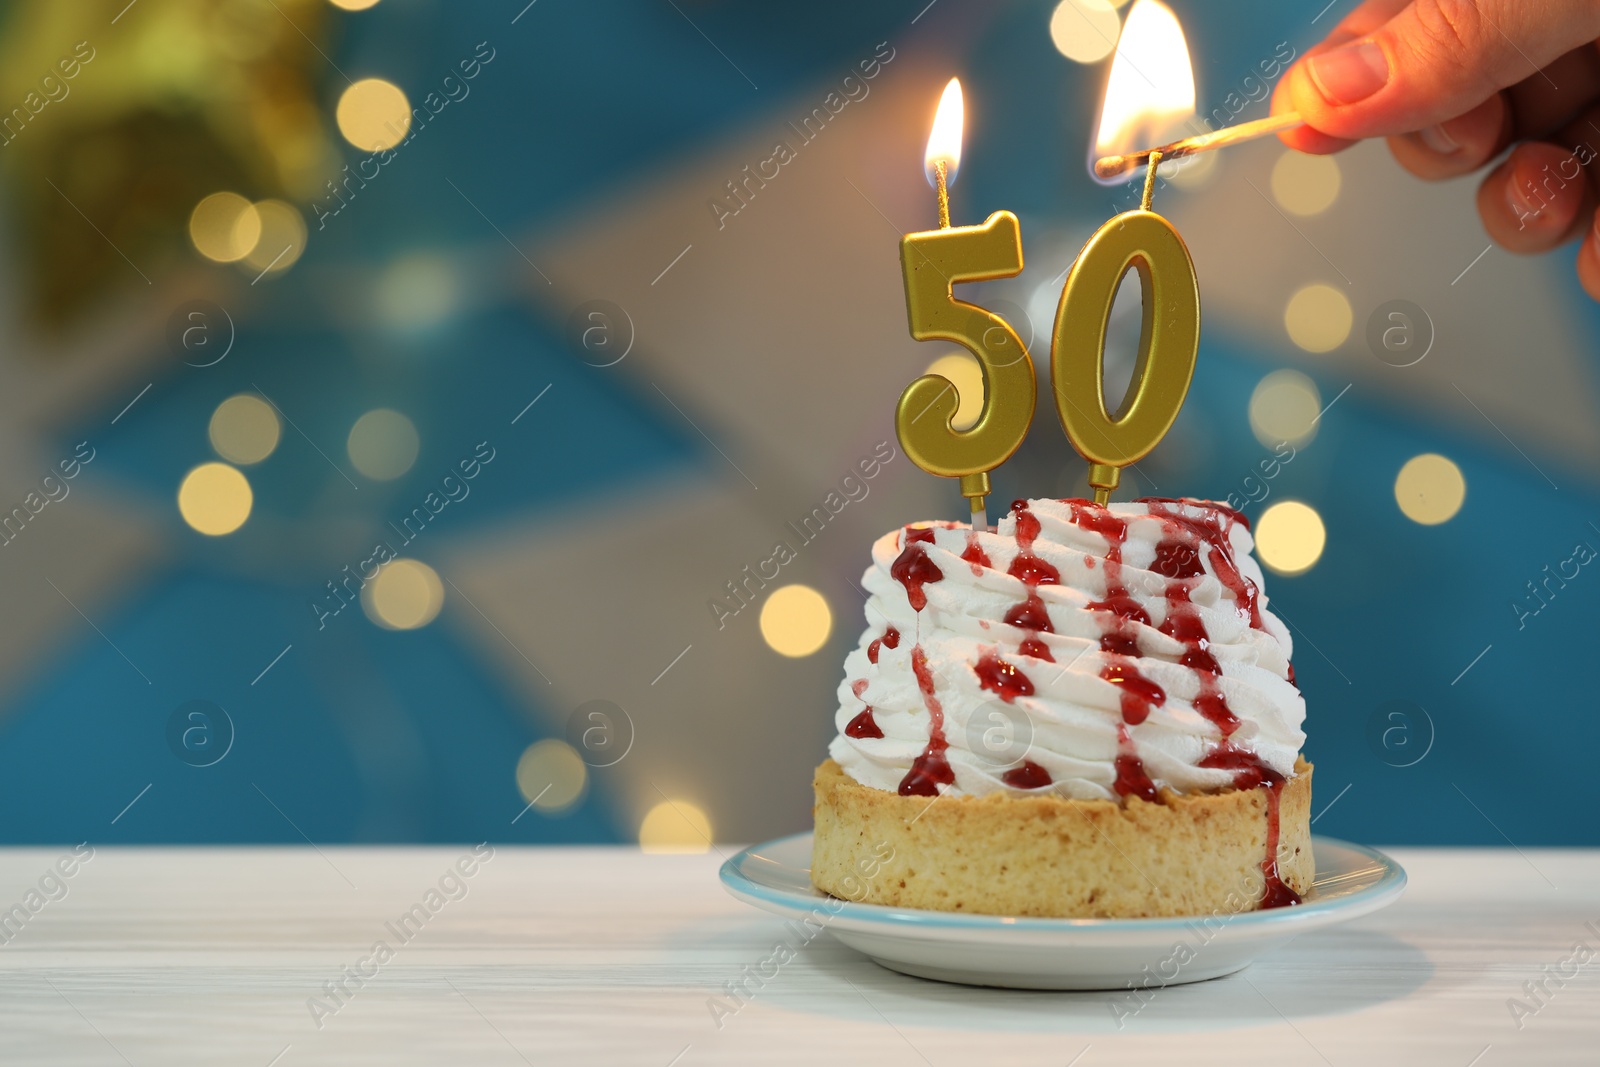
[1272,0,1600,299]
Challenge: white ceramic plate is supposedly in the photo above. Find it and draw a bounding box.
[720,832,1405,990]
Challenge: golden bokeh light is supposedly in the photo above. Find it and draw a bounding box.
[1395,453,1466,525]
[759,584,833,658]
[241,200,308,275]
[639,800,713,854]
[924,352,985,431]
[178,462,253,536]
[1248,369,1321,449]
[1255,500,1326,575]
[189,192,262,263]
[1050,0,1122,63]
[362,558,444,630]
[329,0,382,9]
[209,394,281,465]
[347,408,419,481]
[336,78,411,152]
[515,740,588,814]
[1284,284,1352,353]
[1271,151,1341,216]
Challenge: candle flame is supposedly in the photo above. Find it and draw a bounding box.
[1090,0,1195,183]
[924,77,964,188]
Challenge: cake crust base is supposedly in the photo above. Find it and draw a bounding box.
[811,757,1313,919]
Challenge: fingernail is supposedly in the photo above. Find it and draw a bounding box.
[1506,171,1542,225]
[1415,123,1458,155]
[1306,41,1389,105]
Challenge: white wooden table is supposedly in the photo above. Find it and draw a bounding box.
[0,845,1594,1065]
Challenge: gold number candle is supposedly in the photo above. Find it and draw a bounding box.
[897,79,1036,530]
[1052,154,1199,504]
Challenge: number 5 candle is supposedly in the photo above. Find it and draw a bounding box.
[897,79,1035,532]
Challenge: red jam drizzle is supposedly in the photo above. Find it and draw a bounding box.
[866,626,900,664]
[1257,785,1301,909]
[898,645,954,797]
[961,532,991,576]
[1003,594,1052,632]
[1160,583,1240,737]
[1140,499,1263,630]
[1069,501,1151,659]
[1199,743,1280,789]
[1095,608,1146,658]
[1141,499,1295,908]
[988,497,1292,907]
[1200,743,1301,909]
[1112,723,1159,804]
[975,650,1034,703]
[845,709,883,738]
[1100,659,1165,725]
[851,679,868,699]
[1066,498,1131,556]
[1209,501,1252,530]
[1007,552,1061,586]
[893,528,953,797]
[1002,760,1052,789]
[1006,502,1061,587]
[1002,501,1059,671]
[1192,682,1238,737]
[890,528,944,612]
[1151,536,1204,579]
[1065,499,1246,736]
[1018,636,1054,662]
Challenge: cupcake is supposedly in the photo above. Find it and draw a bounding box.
[812,497,1311,918]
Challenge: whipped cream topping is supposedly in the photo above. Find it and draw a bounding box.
[828,498,1306,802]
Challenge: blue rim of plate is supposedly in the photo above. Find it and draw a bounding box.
[720,832,1406,933]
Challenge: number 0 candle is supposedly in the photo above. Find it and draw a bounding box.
[1053,0,1201,505]
[1052,153,1199,505]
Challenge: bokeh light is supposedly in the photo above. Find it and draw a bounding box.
[1049,0,1122,63]
[639,800,712,854]
[374,254,459,330]
[328,0,382,9]
[336,78,411,152]
[1167,148,1219,189]
[362,558,444,630]
[1395,453,1466,525]
[1248,369,1321,449]
[759,584,832,657]
[347,409,420,481]
[1255,500,1326,575]
[240,200,307,276]
[1271,151,1341,216]
[515,740,588,814]
[189,192,262,263]
[209,394,281,465]
[924,352,985,431]
[1284,284,1352,353]
[178,463,253,536]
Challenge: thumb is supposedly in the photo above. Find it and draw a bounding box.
[1285,0,1600,139]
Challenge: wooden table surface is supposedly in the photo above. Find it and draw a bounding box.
[0,844,1594,1065]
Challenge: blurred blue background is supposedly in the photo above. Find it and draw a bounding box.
[0,0,1593,849]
